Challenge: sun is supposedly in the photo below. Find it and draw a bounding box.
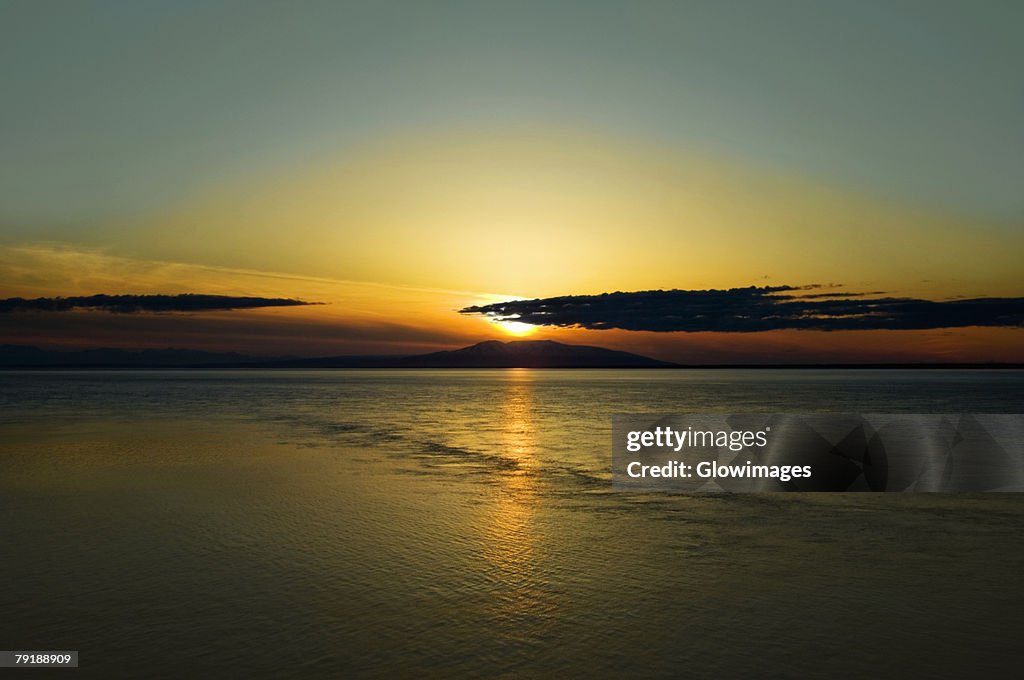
[491,318,538,337]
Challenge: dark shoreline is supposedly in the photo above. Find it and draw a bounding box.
[2,363,1022,370]
[5,340,1021,370]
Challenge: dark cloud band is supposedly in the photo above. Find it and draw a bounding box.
[0,294,317,314]
[460,286,1024,332]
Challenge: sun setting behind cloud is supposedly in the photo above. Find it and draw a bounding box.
[491,318,537,337]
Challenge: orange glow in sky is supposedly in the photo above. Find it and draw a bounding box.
[2,4,1022,363]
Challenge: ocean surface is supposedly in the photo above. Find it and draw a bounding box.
[1,369,1023,678]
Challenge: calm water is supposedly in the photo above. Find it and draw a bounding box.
[1,369,1023,678]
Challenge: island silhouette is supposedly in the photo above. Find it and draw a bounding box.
[0,340,674,369]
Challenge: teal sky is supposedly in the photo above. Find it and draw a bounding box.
[1,0,1022,235]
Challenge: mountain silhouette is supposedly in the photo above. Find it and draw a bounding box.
[388,340,675,368]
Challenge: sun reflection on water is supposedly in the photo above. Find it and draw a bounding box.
[481,370,558,641]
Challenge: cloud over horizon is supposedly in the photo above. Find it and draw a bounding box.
[460,286,1024,333]
[0,294,317,314]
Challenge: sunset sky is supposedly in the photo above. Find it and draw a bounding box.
[1,1,1022,362]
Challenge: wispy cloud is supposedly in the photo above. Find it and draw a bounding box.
[461,286,1024,332]
[0,294,317,314]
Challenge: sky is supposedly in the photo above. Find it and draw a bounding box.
[1,0,1022,362]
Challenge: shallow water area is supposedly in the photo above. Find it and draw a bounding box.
[1,369,1022,678]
